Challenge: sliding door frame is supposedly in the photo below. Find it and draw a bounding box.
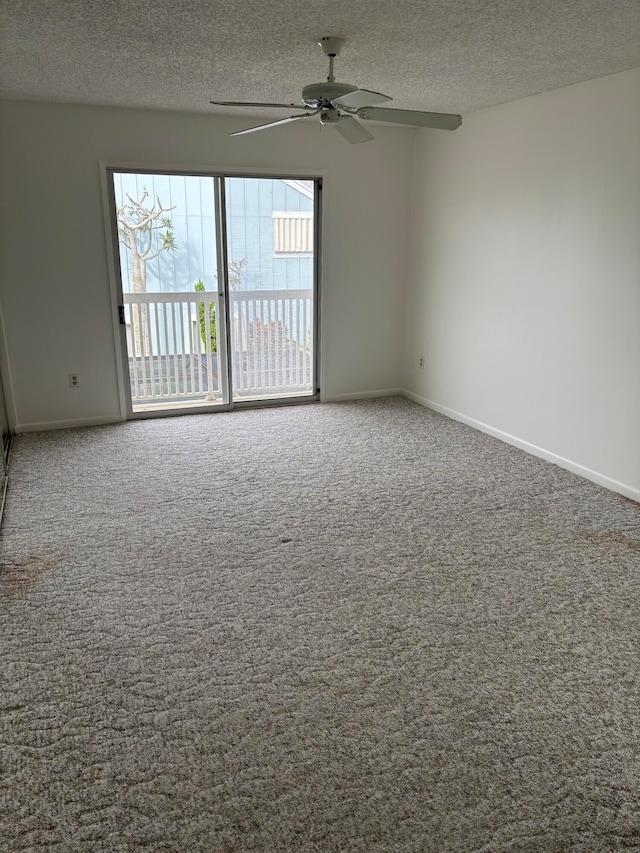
[102,164,322,421]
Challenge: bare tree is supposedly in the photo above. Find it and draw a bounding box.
[117,189,176,353]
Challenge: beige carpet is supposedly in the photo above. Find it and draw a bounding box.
[1,397,639,852]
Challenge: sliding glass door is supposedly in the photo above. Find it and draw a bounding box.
[108,171,320,416]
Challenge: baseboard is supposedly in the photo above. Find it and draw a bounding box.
[402,389,640,504]
[321,388,403,403]
[15,415,123,433]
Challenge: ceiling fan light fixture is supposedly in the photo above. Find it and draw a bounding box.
[319,108,339,124]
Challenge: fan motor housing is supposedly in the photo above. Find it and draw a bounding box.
[302,82,357,107]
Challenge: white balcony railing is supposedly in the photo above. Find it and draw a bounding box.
[229,289,313,396]
[123,289,313,405]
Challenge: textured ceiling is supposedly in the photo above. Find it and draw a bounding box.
[1,0,639,119]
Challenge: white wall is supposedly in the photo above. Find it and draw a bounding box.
[404,69,640,499]
[0,101,413,430]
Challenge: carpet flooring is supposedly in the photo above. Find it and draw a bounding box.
[1,397,639,852]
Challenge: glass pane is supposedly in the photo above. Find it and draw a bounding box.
[225,177,316,401]
[113,172,228,412]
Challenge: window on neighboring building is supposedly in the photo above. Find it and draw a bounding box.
[272,211,314,257]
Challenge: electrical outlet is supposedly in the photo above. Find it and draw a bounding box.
[69,373,79,388]
[419,356,425,369]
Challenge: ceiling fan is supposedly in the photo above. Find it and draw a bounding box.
[210,37,462,144]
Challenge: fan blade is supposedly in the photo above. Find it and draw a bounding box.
[331,88,392,110]
[211,100,305,109]
[357,107,462,130]
[332,115,374,144]
[230,112,316,137]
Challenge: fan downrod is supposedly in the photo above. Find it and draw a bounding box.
[302,37,355,108]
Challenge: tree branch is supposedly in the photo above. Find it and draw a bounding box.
[121,192,176,230]
[146,244,170,262]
